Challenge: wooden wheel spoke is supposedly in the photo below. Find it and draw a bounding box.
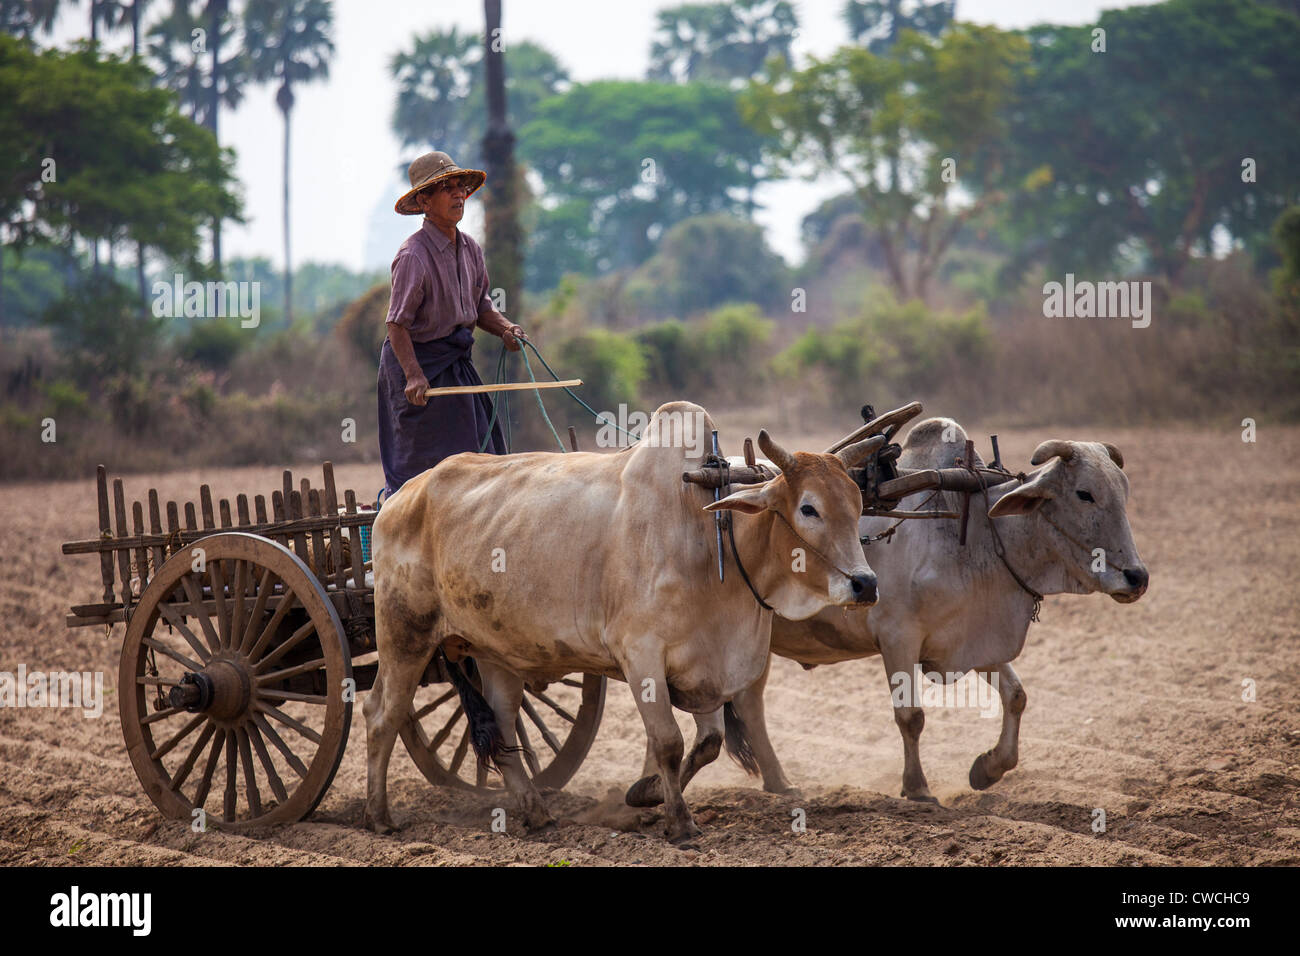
[255,656,328,686]
[431,705,464,750]
[181,574,221,653]
[141,636,202,674]
[169,721,217,792]
[521,697,563,754]
[515,715,541,775]
[237,727,262,819]
[251,713,310,778]
[257,688,327,706]
[246,592,300,664]
[230,561,249,653]
[149,713,206,761]
[413,687,457,722]
[155,602,212,666]
[223,731,238,822]
[238,567,279,655]
[528,688,576,724]
[254,620,317,674]
[210,559,232,650]
[142,705,187,725]
[247,723,289,804]
[449,727,472,775]
[193,729,226,807]
[256,700,322,745]
[559,678,583,688]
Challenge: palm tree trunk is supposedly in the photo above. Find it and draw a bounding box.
[482,0,521,321]
[209,0,223,272]
[133,3,145,304]
[282,101,292,326]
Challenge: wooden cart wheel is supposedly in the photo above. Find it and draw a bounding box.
[119,532,352,830]
[400,659,606,793]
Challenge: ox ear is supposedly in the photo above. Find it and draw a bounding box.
[988,476,1056,518]
[704,482,774,516]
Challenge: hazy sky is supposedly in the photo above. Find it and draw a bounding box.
[48,0,1155,272]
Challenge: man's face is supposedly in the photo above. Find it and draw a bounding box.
[418,176,472,225]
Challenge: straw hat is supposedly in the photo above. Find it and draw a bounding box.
[394,151,486,215]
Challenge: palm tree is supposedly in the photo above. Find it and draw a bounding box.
[89,0,127,44]
[150,0,245,272]
[245,0,334,326]
[202,0,246,269]
[1,0,62,39]
[482,0,521,322]
[149,2,206,120]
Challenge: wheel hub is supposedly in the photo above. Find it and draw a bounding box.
[170,659,252,720]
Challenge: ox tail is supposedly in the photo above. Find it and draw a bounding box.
[442,652,515,772]
[723,701,760,777]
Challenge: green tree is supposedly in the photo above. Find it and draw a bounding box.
[843,0,954,52]
[389,29,567,169]
[149,1,207,119]
[743,24,1028,303]
[0,34,240,293]
[995,0,1300,283]
[624,213,789,317]
[520,80,770,279]
[647,0,797,85]
[245,0,334,326]
[150,1,248,271]
[1,0,62,39]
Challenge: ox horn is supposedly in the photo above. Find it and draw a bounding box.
[1030,440,1075,466]
[836,434,886,469]
[757,429,797,473]
[1101,442,1125,469]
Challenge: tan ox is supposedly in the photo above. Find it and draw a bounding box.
[648,417,1149,806]
[363,402,882,842]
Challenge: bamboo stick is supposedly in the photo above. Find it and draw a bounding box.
[423,379,581,397]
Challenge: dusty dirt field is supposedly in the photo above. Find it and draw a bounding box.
[2,415,1298,866]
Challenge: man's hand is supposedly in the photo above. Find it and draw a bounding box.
[501,323,526,352]
[404,372,430,406]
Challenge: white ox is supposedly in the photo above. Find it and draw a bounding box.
[633,416,1149,806]
[363,402,883,842]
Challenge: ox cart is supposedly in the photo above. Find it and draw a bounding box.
[61,463,606,831]
[61,402,1016,830]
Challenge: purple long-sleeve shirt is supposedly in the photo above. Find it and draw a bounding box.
[385,218,493,342]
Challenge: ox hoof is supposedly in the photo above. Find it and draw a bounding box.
[901,789,940,805]
[625,774,665,808]
[667,821,703,846]
[364,810,399,835]
[969,753,1006,791]
[764,782,802,799]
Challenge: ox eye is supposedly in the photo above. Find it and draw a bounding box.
[1076,490,1095,502]
[800,504,820,518]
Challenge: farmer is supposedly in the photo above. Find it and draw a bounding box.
[378,150,525,499]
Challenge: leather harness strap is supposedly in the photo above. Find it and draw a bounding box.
[726,514,774,611]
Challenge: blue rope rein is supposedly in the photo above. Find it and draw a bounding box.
[476,335,644,454]
[522,339,642,444]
